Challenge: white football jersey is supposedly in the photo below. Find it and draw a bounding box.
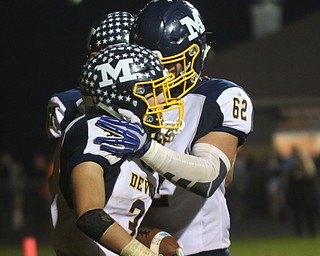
[142,78,253,255]
[50,114,158,256]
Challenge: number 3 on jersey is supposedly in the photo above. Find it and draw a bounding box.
[128,199,146,236]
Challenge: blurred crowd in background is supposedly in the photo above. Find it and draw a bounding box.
[0,151,51,245]
[1,145,319,246]
[228,147,320,238]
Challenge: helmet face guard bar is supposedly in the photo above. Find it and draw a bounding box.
[160,44,201,99]
[133,73,184,130]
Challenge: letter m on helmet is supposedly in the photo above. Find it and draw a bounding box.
[179,12,205,41]
[97,58,137,88]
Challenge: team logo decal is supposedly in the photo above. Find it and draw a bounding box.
[179,12,205,41]
[98,58,137,87]
[80,45,162,107]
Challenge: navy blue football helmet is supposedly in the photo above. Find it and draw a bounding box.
[87,11,135,54]
[80,44,184,131]
[130,0,211,98]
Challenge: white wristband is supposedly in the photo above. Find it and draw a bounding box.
[120,239,158,256]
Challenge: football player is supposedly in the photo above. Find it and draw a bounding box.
[48,11,186,256]
[94,1,254,255]
[47,11,164,256]
[47,10,135,204]
[51,44,184,256]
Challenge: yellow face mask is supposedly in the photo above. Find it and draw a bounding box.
[158,44,201,99]
[133,72,184,131]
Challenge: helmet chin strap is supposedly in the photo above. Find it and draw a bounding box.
[203,43,212,61]
[97,102,143,124]
[162,119,185,134]
[153,120,185,144]
[96,102,122,119]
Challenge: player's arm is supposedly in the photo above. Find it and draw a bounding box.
[196,131,238,188]
[139,132,234,197]
[71,161,158,256]
[94,87,253,197]
[140,87,252,196]
[94,116,232,198]
[225,166,234,188]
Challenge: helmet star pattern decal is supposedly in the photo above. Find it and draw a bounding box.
[88,11,135,52]
[80,44,161,110]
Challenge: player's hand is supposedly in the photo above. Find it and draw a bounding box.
[176,247,184,256]
[94,114,151,157]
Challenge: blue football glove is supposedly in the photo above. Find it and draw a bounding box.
[94,115,151,158]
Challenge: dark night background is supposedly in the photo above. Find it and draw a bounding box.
[2,0,320,167]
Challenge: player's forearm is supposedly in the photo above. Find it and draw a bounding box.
[99,222,157,256]
[98,221,132,254]
[141,141,230,197]
[76,209,157,255]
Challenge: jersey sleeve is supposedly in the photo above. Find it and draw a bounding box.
[59,115,123,208]
[46,87,84,141]
[46,96,66,140]
[214,86,253,144]
[193,80,253,146]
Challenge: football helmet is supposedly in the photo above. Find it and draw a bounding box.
[87,11,135,54]
[80,44,184,131]
[130,0,211,98]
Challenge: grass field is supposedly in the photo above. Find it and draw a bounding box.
[230,236,320,256]
[0,236,319,256]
